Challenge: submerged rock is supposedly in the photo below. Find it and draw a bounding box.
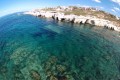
[56,65,66,73]
[50,76,58,80]
[49,56,58,64]
[0,66,7,74]
[57,76,67,80]
[30,70,41,80]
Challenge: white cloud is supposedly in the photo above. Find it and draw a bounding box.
[93,0,101,3]
[76,4,91,8]
[114,7,120,11]
[111,0,120,5]
[111,9,116,12]
[97,6,104,9]
[111,7,120,13]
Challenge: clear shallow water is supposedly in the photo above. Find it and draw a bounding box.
[0,13,120,80]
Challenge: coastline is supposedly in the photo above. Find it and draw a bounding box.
[24,7,120,32]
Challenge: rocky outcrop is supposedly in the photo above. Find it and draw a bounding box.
[24,10,120,32]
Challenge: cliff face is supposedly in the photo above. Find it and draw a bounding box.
[24,6,120,31]
[42,6,120,26]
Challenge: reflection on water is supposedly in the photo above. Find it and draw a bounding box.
[0,13,120,80]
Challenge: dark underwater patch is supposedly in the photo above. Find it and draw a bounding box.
[32,27,57,40]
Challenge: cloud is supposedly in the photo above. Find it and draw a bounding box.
[97,6,104,9]
[111,0,120,5]
[93,0,101,3]
[111,7,120,13]
[76,4,91,8]
[111,9,116,12]
[114,7,120,11]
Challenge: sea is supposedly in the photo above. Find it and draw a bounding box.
[0,13,120,80]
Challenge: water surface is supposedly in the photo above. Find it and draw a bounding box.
[0,13,120,80]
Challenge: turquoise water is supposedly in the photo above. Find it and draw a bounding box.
[0,13,120,80]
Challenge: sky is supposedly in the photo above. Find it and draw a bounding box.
[0,0,120,17]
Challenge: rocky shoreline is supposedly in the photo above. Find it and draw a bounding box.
[24,8,120,32]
